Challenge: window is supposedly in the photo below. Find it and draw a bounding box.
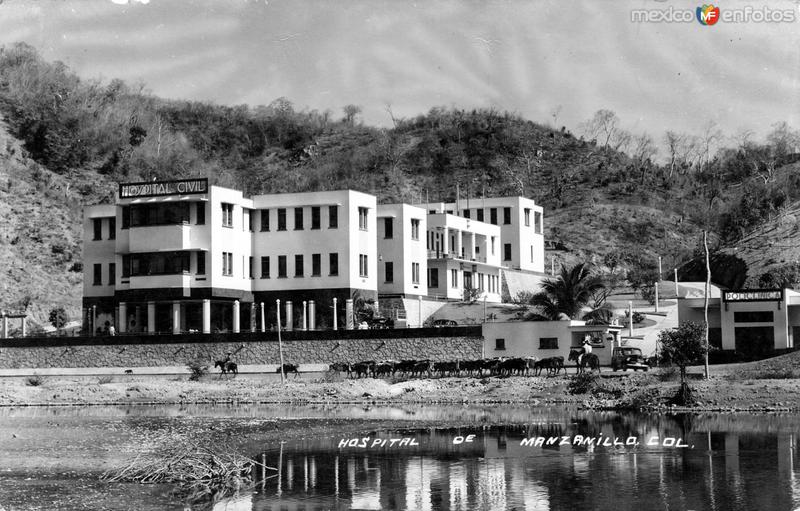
[277,208,287,231]
[534,211,542,234]
[260,256,270,278]
[196,203,205,225]
[503,207,511,225]
[128,252,190,276]
[358,207,368,231]
[384,217,393,239]
[311,206,320,229]
[495,338,506,351]
[463,209,470,219]
[129,203,190,227]
[428,268,439,288]
[329,205,338,228]
[477,209,484,222]
[312,253,321,276]
[108,263,115,285]
[411,219,420,240]
[539,337,559,349]
[93,219,102,240]
[329,253,339,276]
[734,311,774,323]
[122,255,131,278]
[490,208,498,225]
[451,269,458,288]
[491,236,496,255]
[359,254,368,277]
[93,263,102,285]
[384,261,394,283]
[278,255,287,278]
[221,203,233,228]
[295,255,304,277]
[197,252,206,275]
[260,209,269,231]
[524,208,531,227]
[294,207,304,230]
[248,210,255,232]
[504,243,512,261]
[412,262,420,284]
[108,218,116,240]
[222,252,233,276]
[122,206,130,229]
[249,256,254,278]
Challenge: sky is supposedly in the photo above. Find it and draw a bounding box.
[1,0,799,145]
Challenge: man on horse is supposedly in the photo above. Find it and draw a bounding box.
[579,334,593,367]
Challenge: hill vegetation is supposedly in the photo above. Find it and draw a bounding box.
[1,41,799,324]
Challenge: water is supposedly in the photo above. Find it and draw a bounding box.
[2,405,799,510]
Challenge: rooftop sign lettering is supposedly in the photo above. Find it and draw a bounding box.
[722,290,782,302]
[119,179,208,199]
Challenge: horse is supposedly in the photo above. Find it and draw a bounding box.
[276,363,300,377]
[534,356,564,376]
[214,359,238,377]
[568,349,600,374]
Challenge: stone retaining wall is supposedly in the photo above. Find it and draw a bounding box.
[0,332,484,369]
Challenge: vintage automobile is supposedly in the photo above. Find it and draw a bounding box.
[611,347,650,372]
[432,319,458,327]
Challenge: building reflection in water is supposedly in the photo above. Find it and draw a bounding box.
[209,414,800,511]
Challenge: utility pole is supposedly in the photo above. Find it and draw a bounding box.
[703,231,710,380]
[276,299,285,383]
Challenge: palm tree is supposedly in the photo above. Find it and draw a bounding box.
[528,262,607,320]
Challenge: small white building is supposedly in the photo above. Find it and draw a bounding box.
[482,320,623,364]
[678,284,799,356]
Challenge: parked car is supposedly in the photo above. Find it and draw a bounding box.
[611,347,650,372]
[368,317,394,329]
[432,319,458,327]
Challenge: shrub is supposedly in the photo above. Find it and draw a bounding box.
[25,375,45,386]
[187,360,208,381]
[98,375,114,384]
[48,307,68,329]
[567,372,600,395]
[624,310,645,324]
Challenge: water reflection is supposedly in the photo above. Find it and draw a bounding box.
[219,414,800,511]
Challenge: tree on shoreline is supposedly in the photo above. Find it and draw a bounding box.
[658,321,709,406]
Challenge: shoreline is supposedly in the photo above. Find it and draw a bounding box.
[2,372,800,412]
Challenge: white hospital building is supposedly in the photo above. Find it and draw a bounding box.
[83,179,546,334]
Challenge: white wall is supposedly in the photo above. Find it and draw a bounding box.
[377,204,427,296]
[83,205,117,298]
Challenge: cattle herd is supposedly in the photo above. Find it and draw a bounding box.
[328,356,566,379]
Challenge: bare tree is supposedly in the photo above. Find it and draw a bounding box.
[342,104,362,126]
[699,121,723,170]
[664,131,684,179]
[767,121,800,158]
[581,109,622,149]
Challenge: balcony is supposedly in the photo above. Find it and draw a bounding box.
[427,250,487,263]
[128,224,209,253]
[127,273,194,289]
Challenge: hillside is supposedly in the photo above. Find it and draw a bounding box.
[2,41,798,324]
[0,118,114,329]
